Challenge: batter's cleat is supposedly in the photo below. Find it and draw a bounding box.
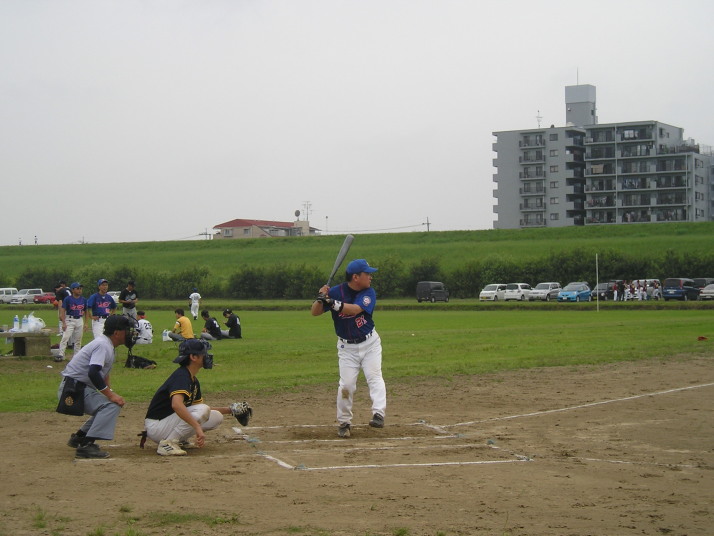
[369,413,384,428]
[67,433,82,448]
[337,423,351,438]
[75,443,110,459]
[157,439,187,456]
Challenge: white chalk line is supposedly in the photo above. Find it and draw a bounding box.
[574,457,704,470]
[234,382,714,471]
[255,453,528,471]
[449,382,714,428]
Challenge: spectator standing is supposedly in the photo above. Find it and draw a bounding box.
[135,311,153,344]
[200,310,223,340]
[57,282,89,362]
[118,280,139,320]
[221,309,242,339]
[87,279,117,339]
[168,308,194,342]
[188,288,201,320]
[59,315,135,458]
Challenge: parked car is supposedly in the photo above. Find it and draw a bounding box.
[692,278,714,292]
[33,292,57,304]
[698,284,714,301]
[662,278,699,301]
[504,283,532,301]
[0,287,18,304]
[529,282,561,301]
[592,281,617,301]
[478,283,507,301]
[10,288,44,304]
[416,281,449,303]
[558,282,591,302]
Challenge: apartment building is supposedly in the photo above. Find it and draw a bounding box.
[492,85,713,229]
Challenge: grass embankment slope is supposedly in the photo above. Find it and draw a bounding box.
[1,221,714,278]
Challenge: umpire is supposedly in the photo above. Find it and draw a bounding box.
[58,315,136,459]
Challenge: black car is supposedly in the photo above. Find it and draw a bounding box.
[592,281,617,300]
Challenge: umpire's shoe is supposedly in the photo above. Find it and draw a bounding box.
[369,413,384,428]
[337,422,351,438]
[67,433,82,448]
[75,442,110,459]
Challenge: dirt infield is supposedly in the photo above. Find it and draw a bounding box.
[2,356,713,536]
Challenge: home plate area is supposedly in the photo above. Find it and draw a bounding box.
[231,421,530,471]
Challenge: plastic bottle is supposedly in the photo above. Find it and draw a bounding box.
[21,315,28,332]
[13,315,19,331]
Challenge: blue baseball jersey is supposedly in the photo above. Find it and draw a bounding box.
[62,295,88,318]
[87,292,117,316]
[325,282,376,340]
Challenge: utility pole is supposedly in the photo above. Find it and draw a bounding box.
[198,228,212,240]
[424,217,431,231]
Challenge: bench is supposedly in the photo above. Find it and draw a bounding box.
[2,332,52,357]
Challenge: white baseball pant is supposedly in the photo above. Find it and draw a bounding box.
[58,317,84,357]
[91,318,106,339]
[336,330,386,425]
[144,404,223,443]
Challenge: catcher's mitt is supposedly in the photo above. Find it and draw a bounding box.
[229,401,252,426]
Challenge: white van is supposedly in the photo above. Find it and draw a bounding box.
[10,289,43,304]
[0,288,18,304]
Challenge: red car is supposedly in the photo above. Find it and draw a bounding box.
[33,292,57,305]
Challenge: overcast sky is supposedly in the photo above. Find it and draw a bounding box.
[2,0,713,245]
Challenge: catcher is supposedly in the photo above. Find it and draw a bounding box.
[143,339,252,456]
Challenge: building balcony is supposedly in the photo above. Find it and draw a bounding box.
[519,187,545,195]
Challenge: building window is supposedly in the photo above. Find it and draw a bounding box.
[550,149,559,157]
[222,229,233,237]
[549,134,558,141]
[550,213,559,220]
[549,165,559,173]
[550,181,559,188]
[243,228,250,235]
[550,197,559,205]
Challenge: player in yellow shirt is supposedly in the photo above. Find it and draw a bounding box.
[168,308,194,341]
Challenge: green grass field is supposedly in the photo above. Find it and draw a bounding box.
[2,221,714,278]
[2,306,711,413]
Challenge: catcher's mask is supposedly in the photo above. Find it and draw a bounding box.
[174,339,213,369]
[103,315,138,349]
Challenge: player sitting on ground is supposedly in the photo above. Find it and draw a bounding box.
[143,339,251,456]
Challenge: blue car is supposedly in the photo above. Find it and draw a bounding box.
[557,282,592,302]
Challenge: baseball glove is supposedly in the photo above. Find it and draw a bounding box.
[229,401,252,426]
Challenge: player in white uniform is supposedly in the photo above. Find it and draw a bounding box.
[135,311,153,344]
[188,288,201,320]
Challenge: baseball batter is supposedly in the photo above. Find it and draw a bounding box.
[311,258,386,438]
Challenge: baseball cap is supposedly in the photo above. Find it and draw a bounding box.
[223,308,232,315]
[70,282,82,289]
[346,259,378,275]
[173,339,212,364]
[97,278,108,286]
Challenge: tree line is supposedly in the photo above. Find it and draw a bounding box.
[8,248,714,300]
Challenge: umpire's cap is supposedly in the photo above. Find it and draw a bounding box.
[103,315,134,336]
[174,339,212,365]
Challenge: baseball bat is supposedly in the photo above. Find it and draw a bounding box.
[325,234,354,287]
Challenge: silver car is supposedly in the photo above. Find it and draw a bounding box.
[529,282,562,301]
[698,284,714,300]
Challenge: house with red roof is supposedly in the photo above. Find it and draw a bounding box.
[212,218,319,239]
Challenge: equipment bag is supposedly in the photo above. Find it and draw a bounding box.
[56,378,86,416]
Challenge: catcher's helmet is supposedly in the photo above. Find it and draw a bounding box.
[103,315,138,348]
